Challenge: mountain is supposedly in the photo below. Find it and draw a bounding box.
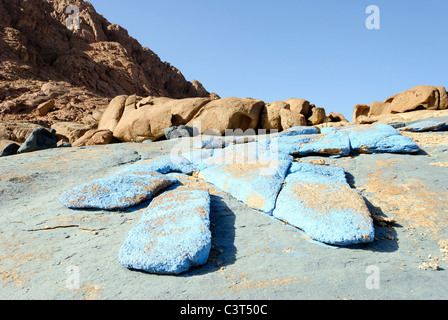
[0,0,212,126]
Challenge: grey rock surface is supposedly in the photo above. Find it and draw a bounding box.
[1,122,447,300]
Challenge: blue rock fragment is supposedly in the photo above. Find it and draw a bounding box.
[273,163,375,246]
[117,154,193,175]
[118,186,211,275]
[199,150,292,214]
[340,124,421,154]
[399,120,447,132]
[60,172,173,210]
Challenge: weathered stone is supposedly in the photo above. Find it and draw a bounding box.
[436,86,448,110]
[340,124,421,154]
[198,151,292,214]
[259,101,288,131]
[118,186,211,275]
[60,171,173,210]
[0,142,20,157]
[399,120,447,132]
[308,107,326,125]
[273,163,375,245]
[98,95,127,132]
[188,97,264,135]
[72,129,114,147]
[284,98,310,117]
[165,125,199,140]
[50,122,93,144]
[116,154,193,176]
[35,99,55,116]
[280,108,307,130]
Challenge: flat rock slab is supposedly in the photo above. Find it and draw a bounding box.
[60,172,173,210]
[118,186,211,275]
[399,120,447,132]
[272,132,351,157]
[273,162,375,246]
[199,152,292,214]
[116,154,193,175]
[340,124,421,154]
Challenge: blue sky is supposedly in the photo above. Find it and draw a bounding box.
[89,0,448,120]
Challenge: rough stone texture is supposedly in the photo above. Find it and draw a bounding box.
[97,95,127,133]
[273,132,351,157]
[1,122,448,299]
[308,107,326,125]
[17,127,59,154]
[340,124,421,154]
[399,120,447,133]
[188,97,265,135]
[165,125,199,140]
[60,171,173,210]
[280,108,307,130]
[354,86,448,124]
[277,126,320,137]
[199,156,292,215]
[118,186,211,275]
[436,86,448,110]
[0,0,212,126]
[50,122,94,144]
[72,129,114,147]
[273,163,375,246]
[116,154,193,176]
[259,101,288,131]
[0,142,20,157]
[284,98,310,117]
[112,96,211,142]
[35,100,55,116]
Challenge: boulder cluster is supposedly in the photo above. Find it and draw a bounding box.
[57,120,443,275]
[354,85,448,124]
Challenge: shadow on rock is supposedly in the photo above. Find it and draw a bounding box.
[183,194,237,276]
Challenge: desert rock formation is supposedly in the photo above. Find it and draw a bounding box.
[0,0,212,128]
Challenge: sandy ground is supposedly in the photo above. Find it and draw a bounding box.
[0,127,447,300]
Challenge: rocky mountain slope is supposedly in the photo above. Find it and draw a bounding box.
[0,0,211,126]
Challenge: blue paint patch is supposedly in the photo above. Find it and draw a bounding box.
[273,163,374,246]
[118,186,211,275]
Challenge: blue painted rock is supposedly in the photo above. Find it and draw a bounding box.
[17,127,59,154]
[116,154,193,175]
[271,132,351,157]
[340,124,420,154]
[118,186,211,275]
[277,126,320,137]
[199,151,292,214]
[273,162,375,246]
[60,172,173,210]
[399,120,447,132]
